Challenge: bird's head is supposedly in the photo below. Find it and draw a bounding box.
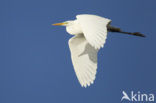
[52,20,74,26]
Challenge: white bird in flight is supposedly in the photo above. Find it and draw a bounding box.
[52,14,145,88]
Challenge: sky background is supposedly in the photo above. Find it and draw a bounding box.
[0,0,156,103]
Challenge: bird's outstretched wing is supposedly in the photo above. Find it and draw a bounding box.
[76,14,111,49]
[68,34,98,87]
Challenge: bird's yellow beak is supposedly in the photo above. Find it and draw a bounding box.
[52,22,66,26]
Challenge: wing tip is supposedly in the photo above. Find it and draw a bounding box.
[80,80,95,88]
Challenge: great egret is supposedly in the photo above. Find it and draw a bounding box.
[52,14,145,87]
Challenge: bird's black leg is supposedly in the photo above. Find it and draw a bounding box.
[107,25,145,37]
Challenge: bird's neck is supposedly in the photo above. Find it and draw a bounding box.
[66,20,83,35]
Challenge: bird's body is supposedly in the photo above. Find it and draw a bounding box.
[52,14,145,87]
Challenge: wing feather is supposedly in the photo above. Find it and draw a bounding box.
[76,14,111,49]
[68,34,98,87]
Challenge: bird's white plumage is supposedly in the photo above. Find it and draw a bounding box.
[76,14,111,49]
[53,14,111,87]
[68,34,98,87]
